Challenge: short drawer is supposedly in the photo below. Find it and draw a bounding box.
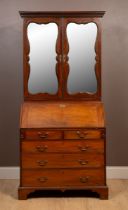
[22,140,104,154]
[21,169,105,187]
[22,153,104,169]
[64,129,103,140]
[23,130,62,140]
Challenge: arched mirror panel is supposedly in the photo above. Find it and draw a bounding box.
[27,23,58,94]
[67,22,97,94]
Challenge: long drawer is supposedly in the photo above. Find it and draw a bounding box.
[22,140,104,154]
[22,153,104,169]
[21,169,105,187]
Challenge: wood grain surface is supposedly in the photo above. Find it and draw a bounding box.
[20,101,105,128]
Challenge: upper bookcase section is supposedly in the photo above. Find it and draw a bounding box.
[20,11,105,101]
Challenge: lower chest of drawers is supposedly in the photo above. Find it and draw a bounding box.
[20,130,105,188]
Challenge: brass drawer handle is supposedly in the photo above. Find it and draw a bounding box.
[78,160,88,165]
[37,160,48,166]
[36,145,48,152]
[38,132,48,139]
[80,176,89,183]
[38,177,48,182]
[76,131,87,139]
[78,145,89,151]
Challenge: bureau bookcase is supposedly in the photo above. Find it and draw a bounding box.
[19,11,108,199]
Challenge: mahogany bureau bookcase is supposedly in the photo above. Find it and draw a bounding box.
[18,11,108,200]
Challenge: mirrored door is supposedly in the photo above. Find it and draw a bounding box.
[27,22,58,94]
[62,18,101,100]
[67,22,97,94]
[23,17,101,100]
[24,18,62,100]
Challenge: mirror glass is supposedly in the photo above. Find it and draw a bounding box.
[27,23,58,94]
[67,22,97,94]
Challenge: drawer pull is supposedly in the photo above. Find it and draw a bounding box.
[78,145,89,151]
[76,131,87,139]
[38,132,48,139]
[37,160,48,166]
[78,160,88,165]
[36,145,48,152]
[38,177,48,182]
[80,176,89,183]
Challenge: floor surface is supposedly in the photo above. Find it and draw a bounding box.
[0,179,128,210]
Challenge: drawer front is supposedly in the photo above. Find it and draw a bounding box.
[64,169,104,187]
[22,140,104,154]
[24,130,62,140]
[64,130,103,140]
[21,169,105,187]
[22,153,104,169]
